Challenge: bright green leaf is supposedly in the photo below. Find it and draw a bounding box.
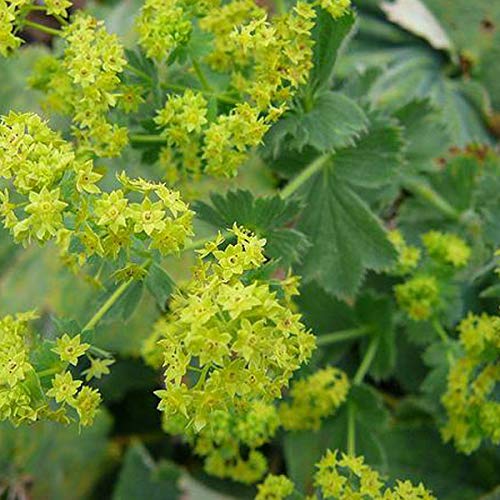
[296,163,396,298]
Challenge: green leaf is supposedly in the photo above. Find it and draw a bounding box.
[355,292,396,380]
[87,0,143,46]
[380,0,453,51]
[399,151,500,247]
[100,280,145,324]
[380,424,500,499]
[0,246,94,318]
[0,46,47,115]
[145,262,175,312]
[266,91,368,156]
[0,411,111,500]
[394,100,451,173]
[420,341,461,407]
[96,358,158,403]
[284,384,389,492]
[93,294,159,356]
[296,282,359,335]
[194,190,310,266]
[113,442,181,500]
[344,19,493,145]
[420,0,500,80]
[296,162,396,298]
[310,8,357,90]
[333,111,404,188]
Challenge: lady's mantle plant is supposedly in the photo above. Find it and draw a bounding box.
[0,0,499,498]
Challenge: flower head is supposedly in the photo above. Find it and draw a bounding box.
[52,334,90,366]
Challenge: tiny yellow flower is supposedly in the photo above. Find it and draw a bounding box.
[52,334,90,366]
[47,371,83,403]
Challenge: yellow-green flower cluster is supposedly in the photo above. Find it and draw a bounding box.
[189,401,279,484]
[136,0,192,60]
[0,112,194,272]
[257,449,435,499]
[0,313,105,427]
[279,367,350,431]
[255,474,294,500]
[198,1,317,176]
[0,311,39,424]
[29,13,128,157]
[422,231,471,268]
[201,0,316,96]
[147,226,315,435]
[44,0,71,16]
[154,89,208,177]
[392,230,471,322]
[314,450,435,499]
[388,230,421,275]
[318,0,351,19]
[441,313,500,454]
[395,275,440,321]
[0,0,30,56]
[0,0,22,57]
[152,0,354,179]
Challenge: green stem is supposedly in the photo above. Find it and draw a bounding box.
[82,280,134,332]
[191,57,212,91]
[181,231,233,253]
[193,364,210,390]
[161,82,239,105]
[54,14,69,26]
[82,260,153,333]
[281,154,331,199]
[432,319,455,365]
[316,327,370,347]
[25,4,47,12]
[404,178,460,221]
[127,64,154,84]
[22,20,63,37]
[274,0,287,14]
[37,367,61,378]
[353,336,379,385]
[129,134,167,145]
[89,345,114,359]
[344,336,379,455]
[432,318,450,344]
[347,402,356,456]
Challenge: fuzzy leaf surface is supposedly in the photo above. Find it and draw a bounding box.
[194,190,310,266]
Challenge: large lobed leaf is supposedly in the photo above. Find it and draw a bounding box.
[194,190,311,266]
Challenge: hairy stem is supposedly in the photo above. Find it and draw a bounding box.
[404,178,460,221]
[89,345,114,359]
[281,153,331,199]
[347,402,356,456]
[127,64,154,84]
[345,336,380,455]
[432,318,455,365]
[316,327,370,347]
[22,20,63,37]
[82,260,151,332]
[353,336,379,385]
[129,134,167,145]
[181,231,233,253]
[37,367,61,378]
[432,318,450,344]
[191,57,212,92]
[193,364,210,390]
[54,14,69,26]
[162,82,239,105]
